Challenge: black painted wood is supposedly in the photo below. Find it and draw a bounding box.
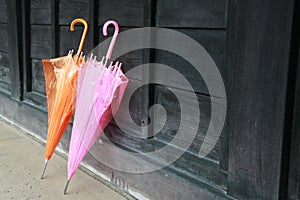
[0,0,7,23]
[286,1,300,198]
[58,0,88,25]
[288,61,300,200]
[280,0,300,198]
[22,0,31,93]
[59,25,90,55]
[0,50,10,92]
[98,0,144,27]
[287,52,300,200]
[51,0,58,57]
[0,24,8,53]
[7,0,23,100]
[156,0,228,28]
[97,28,145,74]
[30,0,51,25]
[0,12,9,93]
[86,0,98,51]
[0,52,10,93]
[31,59,45,95]
[141,0,156,137]
[227,0,294,199]
[30,25,52,59]
[153,29,226,95]
[86,131,231,200]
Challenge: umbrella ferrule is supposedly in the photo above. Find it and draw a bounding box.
[40,159,49,179]
[64,179,71,195]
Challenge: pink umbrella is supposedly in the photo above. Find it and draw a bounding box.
[64,20,129,194]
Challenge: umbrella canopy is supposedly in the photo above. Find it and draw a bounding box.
[41,18,88,179]
[64,20,129,194]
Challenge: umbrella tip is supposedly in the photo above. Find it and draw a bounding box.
[64,180,70,195]
[40,159,49,179]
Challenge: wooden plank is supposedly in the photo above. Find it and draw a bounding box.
[7,0,23,100]
[31,59,45,95]
[156,0,228,28]
[153,29,226,95]
[101,82,226,187]
[0,66,10,83]
[24,91,47,109]
[0,52,10,83]
[0,24,8,53]
[58,25,89,56]
[104,121,226,189]
[153,85,224,162]
[227,0,294,199]
[30,0,51,24]
[108,79,145,136]
[280,0,300,198]
[288,76,300,199]
[86,0,98,51]
[58,0,88,25]
[0,80,10,94]
[0,51,9,67]
[22,0,32,93]
[114,49,144,77]
[141,0,156,138]
[98,0,144,27]
[0,0,7,23]
[30,25,52,59]
[51,0,58,57]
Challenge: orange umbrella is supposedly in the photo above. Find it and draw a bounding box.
[40,18,88,179]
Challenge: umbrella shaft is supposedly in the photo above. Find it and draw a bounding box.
[64,180,70,195]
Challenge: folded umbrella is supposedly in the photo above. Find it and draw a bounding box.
[41,18,88,179]
[64,20,129,194]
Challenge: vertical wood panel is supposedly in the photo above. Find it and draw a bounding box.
[0,1,10,94]
[0,52,10,90]
[30,25,52,59]
[227,0,294,199]
[51,0,58,57]
[286,1,300,199]
[22,0,31,93]
[7,0,23,100]
[86,0,98,51]
[287,52,300,200]
[0,24,8,52]
[31,59,45,94]
[0,0,7,23]
[141,0,156,137]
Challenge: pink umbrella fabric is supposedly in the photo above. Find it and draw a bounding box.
[64,20,128,194]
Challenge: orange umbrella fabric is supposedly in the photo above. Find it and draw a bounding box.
[41,52,84,178]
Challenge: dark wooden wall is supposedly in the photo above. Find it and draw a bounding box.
[0,0,9,94]
[227,0,295,199]
[0,0,299,199]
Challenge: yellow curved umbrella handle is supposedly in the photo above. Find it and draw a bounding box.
[70,18,88,54]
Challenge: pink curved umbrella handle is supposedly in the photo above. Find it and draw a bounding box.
[102,20,119,60]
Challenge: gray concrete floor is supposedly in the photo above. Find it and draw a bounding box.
[0,118,127,200]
